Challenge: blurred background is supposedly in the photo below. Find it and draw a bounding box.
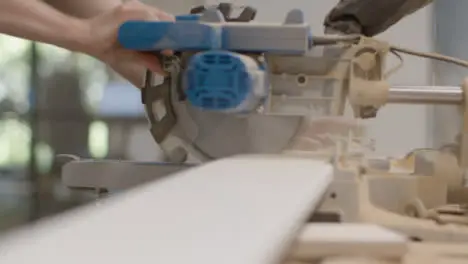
[0,0,466,234]
[0,36,155,231]
[0,0,204,233]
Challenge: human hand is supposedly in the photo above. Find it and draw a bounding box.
[81,0,174,87]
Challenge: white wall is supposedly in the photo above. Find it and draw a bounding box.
[432,1,468,148]
[203,0,434,156]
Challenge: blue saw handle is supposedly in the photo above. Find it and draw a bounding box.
[117,14,222,51]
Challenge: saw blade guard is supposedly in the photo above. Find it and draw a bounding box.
[119,5,406,162]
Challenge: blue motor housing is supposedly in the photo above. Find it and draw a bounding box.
[183,51,268,113]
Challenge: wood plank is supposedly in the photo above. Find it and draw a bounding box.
[0,155,332,264]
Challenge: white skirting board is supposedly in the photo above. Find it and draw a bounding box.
[0,155,332,264]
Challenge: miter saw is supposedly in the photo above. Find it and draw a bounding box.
[61,3,468,242]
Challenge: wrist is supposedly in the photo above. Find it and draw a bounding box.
[62,17,93,54]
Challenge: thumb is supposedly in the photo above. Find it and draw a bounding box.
[106,49,166,88]
[135,52,165,75]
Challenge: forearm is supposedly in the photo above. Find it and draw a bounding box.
[325,0,433,36]
[44,0,122,18]
[0,0,90,53]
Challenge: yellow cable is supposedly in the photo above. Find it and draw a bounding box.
[384,50,404,78]
[390,45,468,69]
